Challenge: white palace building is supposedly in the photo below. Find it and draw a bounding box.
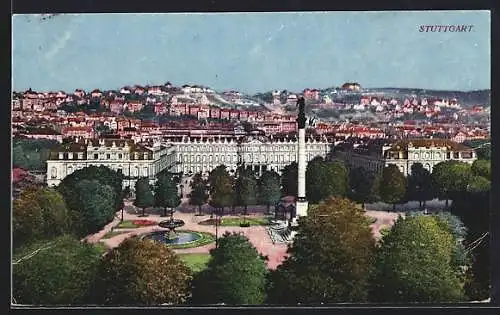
[46,134,333,189]
[333,138,477,176]
[46,134,477,190]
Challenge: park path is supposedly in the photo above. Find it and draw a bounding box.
[99,203,289,269]
[91,201,407,269]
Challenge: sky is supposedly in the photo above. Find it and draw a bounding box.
[12,11,490,94]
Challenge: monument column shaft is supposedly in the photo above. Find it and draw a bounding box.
[297,128,306,198]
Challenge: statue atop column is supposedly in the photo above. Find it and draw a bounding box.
[296,97,307,129]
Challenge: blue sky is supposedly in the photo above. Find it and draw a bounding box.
[12,11,490,94]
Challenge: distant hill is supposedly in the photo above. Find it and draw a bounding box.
[369,88,490,107]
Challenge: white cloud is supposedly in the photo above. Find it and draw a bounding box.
[44,29,72,60]
[250,24,286,55]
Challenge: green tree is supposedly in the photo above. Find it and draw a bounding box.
[258,170,282,214]
[12,145,28,168]
[407,163,434,210]
[474,144,490,160]
[431,161,472,209]
[450,178,490,300]
[13,186,71,248]
[189,172,209,215]
[349,167,376,209]
[134,177,154,217]
[370,173,382,202]
[191,232,268,304]
[67,179,117,236]
[208,165,234,214]
[471,159,490,180]
[306,158,349,204]
[379,165,407,211]
[323,160,349,199]
[58,165,124,214]
[12,139,60,171]
[236,166,258,215]
[12,235,101,305]
[155,173,180,217]
[433,211,470,275]
[370,215,465,302]
[305,157,327,203]
[90,238,192,305]
[267,197,376,304]
[467,175,491,193]
[281,162,298,197]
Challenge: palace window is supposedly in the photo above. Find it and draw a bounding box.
[106,154,111,159]
[461,151,473,159]
[50,167,57,179]
[118,153,123,159]
[93,153,98,159]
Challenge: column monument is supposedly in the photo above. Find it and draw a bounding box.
[295,97,308,218]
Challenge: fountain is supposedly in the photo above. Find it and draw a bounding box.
[141,209,212,247]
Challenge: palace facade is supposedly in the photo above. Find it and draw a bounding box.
[333,138,477,176]
[46,135,333,189]
[46,139,176,189]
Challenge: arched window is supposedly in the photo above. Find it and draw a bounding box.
[67,166,73,174]
[143,167,148,177]
[50,167,57,179]
[134,166,139,176]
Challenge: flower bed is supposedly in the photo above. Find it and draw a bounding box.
[117,220,157,229]
[132,219,157,227]
[198,218,222,226]
[198,216,270,227]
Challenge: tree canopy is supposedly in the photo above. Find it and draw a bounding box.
[379,165,407,211]
[90,238,192,305]
[191,232,268,304]
[471,159,490,180]
[281,162,298,197]
[431,161,472,208]
[13,186,70,248]
[12,138,60,171]
[13,235,102,305]
[208,165,235,213]
[267,197,375,304]
[306,157,349,204]
[134,177,154,216]
[235,166,258,214]
[189,172,209,215]
[67,179,117,236]
[406,163,434,209]
[370,215,465,302]
[58,165,124,214]
[154,173,180,216]
[258,170,282,214]
[348,167,376,208]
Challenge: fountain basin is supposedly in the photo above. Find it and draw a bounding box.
[140,230,216,249]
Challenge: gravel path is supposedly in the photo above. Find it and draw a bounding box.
[90,201,405,269]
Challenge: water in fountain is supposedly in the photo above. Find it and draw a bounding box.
[141,217,204,245]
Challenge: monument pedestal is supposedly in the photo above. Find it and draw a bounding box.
[295,200,309,218]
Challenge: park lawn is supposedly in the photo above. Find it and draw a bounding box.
[220,216,270,226]
[179,253,211,273]
[94,242,108,254]
[102,230,127,239]
[117,220,138,228]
